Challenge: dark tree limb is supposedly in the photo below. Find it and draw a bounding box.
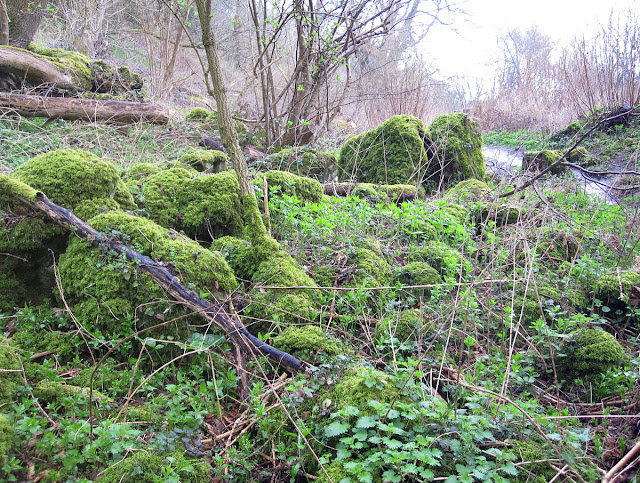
[2,176,310,398]
[0,92,170,124]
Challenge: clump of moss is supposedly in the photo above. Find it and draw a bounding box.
[33,381,111,407]
[210,236,253,280]
[58,211,237,348]
[378,184,421,203]
[345,247,393,287]
[126,163,163,181]
[394,262,443,300]
[10,330,76,365]
[264,147,338,182]
[142,168,244,241]
[271,326,343,359]
[338,115,429,186]
[536,228,581,265]
[0,414,14,472]
[255,170,323,204]
[374,308,434,343]
[425,113,485,184]
[594,270,640,318]
[443,178,491,204]
[28,43,93,90]
[522,147,589,174]
[74,197,120,220]
[329,366,399,415]
[0,340,21,406]
[11,149,135,210]
[95,450,212,483]
[351,183,391,204]
[185,107,212,121]
[559,329,629,380]
[472,202,522,228]
[409,242,468,279]
[179,147,228,173]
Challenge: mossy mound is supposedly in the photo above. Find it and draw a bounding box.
[351,183,391,204]
[338,115,428,186]
[95,451,212,483]
[374,308,435,343]
[425,113,485,185]
[142,168,244,241]
[522,147,589,174]
[10,330,76,365]
[394,262,443,300]
[179,147,228,173]
[559,329,629,380]
[264,147,338,183]
[536,229,581,265]
[510,281,589,327]
[345,247,393,287]
[210,236,253,280]
[0,340,21,406]
[125,163,163,182]
[329,366,399,415]
[443,178,492,204]
[271,326,343,359]
[185,107,211,121]
[0,414,14,472]
[472,202,522,228]
[74,197,120,220]
[408,242,468,279]
[58,211,237,347]
[255,170,323,204]
[594,270,640,319]
[28,43,93,90]
[11,149,135,210]
[33,381,110,407]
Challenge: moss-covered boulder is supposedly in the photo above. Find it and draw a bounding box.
[522,147,589,174]
[95,451,212,483]
[271,326,343,359]
[594,270,640,318]
[425,113,485,185]
[374,308,434,343]
[264,147,338,183]
[0,414,14,473]
[351,183,391,204]
[394,262,443,300]
[443,178,491,204]
[185,107,211,121]
[142,168,244,241]
[255,170,323,204]
[0,340,21,406]
[559,329,629,380]
[58,211,237,349]
[329,366,399,415]
[472,202,522,228]
[179,147,228,173]
[536,229,581,265]
[344,247,393,287]
[408,242,469,279]
[338,115,428,186]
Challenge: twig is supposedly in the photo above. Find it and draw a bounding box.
[603,438,640,483]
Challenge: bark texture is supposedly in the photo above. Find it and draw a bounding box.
[0,45,80,89]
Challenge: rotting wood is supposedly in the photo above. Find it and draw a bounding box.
[0,92,170,125]
[0,46,81,90]
[3,180,310,398]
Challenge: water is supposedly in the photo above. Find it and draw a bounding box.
[482,146,616,203]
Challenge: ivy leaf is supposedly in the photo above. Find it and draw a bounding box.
[382,470,401,482]
[325,421,350,437]
[355,415,378,429]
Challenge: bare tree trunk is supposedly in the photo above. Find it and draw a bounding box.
[0,0,9,45]
[6,0,51,48]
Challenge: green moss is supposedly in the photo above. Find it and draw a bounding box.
[594,270,640,315]
[509,439,557,483]
[125,163,163,181]
[142,168,244,240]
[12,149,135,210]
[338,115,429,186]
[185,107,212,121]
[0,414,14,471]
[425,113,485,184]
[559,329,629,379]
[330,366,399,415]
[265,147,338,182]
[57,211,237,347]
[394,262,443,300]
[74,197,120,220]
[345,247,393,287]
[351,183,391,204]
[179,147,228,173]
[377,183,421,202]
[436,201,469,224]
[375,308,434,343]
[70,365,143,399]
[33,381,111,406]
[255,170,323,204]
[271,326,342,359]
[409,242,468,278]
[536,229,581,265]
[472,202,522,227]
[90,61,143,95]
[28,43,93,90]
[210,236,252,279]
[0,174,39,202]
[10,330,75,364]
[0,340,21,406]
[95,450,212,483]
[443,178,491,204]
[522,147,588,174]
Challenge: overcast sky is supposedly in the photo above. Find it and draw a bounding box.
[422,0,638,81]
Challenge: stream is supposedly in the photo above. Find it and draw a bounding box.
[482,146,618,203]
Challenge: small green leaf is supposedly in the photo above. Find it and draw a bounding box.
[355,415,377,429]
[325,421,349,437]
[382,470,401,482]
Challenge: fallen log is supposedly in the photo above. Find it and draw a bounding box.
[1,175,309,397]
[323,182,418,202]
[0,46,81,91]
[0,92,170,125]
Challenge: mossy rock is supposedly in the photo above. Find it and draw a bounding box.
[559,329,629,380]
[10,330,76,365]
[338,115,429,186]
[430,200,469,225]
[472,202,522,228]
[271,326,343,359]
[536,229,581,265]
[126,163,163,181]
[0,414,14,472]
[443,178,491,204]
[394,262,443,300]
[185,107,212,121]
[0,340,21,406]
[345,247,393,287]
[425,113,485,186]
[58,211,237,350]
[255,170,323,204]
[210,236,253,280]
[89,60,143,96]
[142,168,244,241]
[594,270,640,317]
[33,381,111,406]
[11,149,135,210]
[179,147,228,173]
[264,147,338,183]
[28,43,93,90]
[71,365,144,399]
[409,242,468,279]
[351,183,391,204]
[510,281,589,327]
[74,197,120,220]
[375,308,435,343]
[95,450,212,483]
[377,183,421,202]
[329,366,399,415]
[522,147,589,174]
